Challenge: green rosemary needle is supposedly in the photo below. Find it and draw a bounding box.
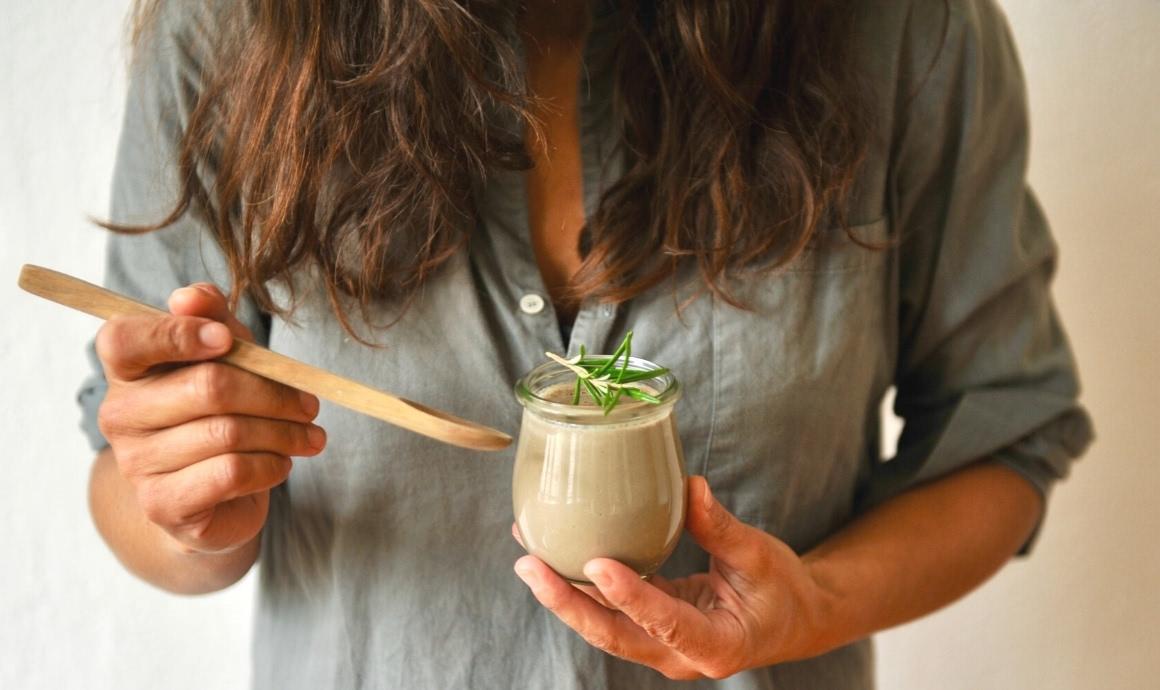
[543,330,668,414]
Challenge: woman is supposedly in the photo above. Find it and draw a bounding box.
[79,0,1093,687]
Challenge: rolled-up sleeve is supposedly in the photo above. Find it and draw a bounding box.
[859,0,1095,542]
[77,0,268,451]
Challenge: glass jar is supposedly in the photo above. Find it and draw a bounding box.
[512,356,686,584]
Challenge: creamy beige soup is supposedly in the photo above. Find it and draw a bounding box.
[513,383,686,582]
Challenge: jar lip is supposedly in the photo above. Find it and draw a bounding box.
[513,355,680,423]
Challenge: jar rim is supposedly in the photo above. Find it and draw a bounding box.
[513,355,681,424]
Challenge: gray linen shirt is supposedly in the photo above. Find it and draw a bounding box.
[78,1,1094,688]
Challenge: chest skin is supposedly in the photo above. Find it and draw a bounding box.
[520,3,591,324]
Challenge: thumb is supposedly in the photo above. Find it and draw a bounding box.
[167,283,255,342]
[685,476,766,573]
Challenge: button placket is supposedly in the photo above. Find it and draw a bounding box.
[566,300,619,357]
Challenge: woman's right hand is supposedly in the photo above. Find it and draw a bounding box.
[94,284,326,556]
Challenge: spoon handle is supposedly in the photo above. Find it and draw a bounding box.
[18,264,512,452]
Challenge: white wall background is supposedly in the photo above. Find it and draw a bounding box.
[0,1,1155,688]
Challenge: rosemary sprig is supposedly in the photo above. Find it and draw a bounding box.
[544,330,666,414]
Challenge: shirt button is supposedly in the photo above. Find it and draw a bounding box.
[519,293,546,315]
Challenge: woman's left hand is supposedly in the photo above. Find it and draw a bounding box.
[513,476,833,680]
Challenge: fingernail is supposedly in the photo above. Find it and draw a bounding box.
[298,390,320,417]
[193,283,223,298]
[198,322,231,349]
[514,561,539,589]
[306,425,326,451]
[701,478,716,510]
[584,562,611,588]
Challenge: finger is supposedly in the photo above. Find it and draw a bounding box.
[102,361,319,433]
[509,526,615,608]
[166,287,321,418]
[167,284,254,342]
[574,583,616,609]
[96,314,233,382]
[515,556,695,678]
[119,416,325,476]
[583,557,736,668]
[172,493,271,555]
[684,476,772,575]
[137,452,292,532]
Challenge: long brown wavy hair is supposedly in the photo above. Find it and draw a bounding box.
[119,0,869,334]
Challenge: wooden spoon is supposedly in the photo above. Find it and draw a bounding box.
[18,264,513,451]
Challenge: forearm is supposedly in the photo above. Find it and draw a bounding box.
[88,447,259,594]
[800,460,1043,656]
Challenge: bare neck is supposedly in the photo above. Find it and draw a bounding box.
[520,0,592,44]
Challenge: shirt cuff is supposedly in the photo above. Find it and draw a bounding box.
[77,340,110,452]
[988,407,1094,555]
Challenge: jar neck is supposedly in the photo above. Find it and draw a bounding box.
[514,356,681,426]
